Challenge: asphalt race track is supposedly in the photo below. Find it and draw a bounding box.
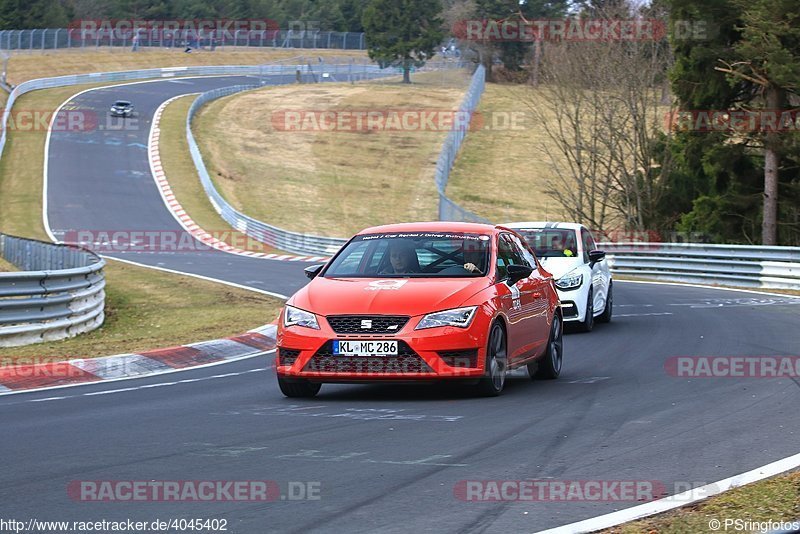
[1,76,798,533]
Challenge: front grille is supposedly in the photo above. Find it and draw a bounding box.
[303,340,433,374]
[278,348,301,366]
[438,349,479,368]
[326,315,410,335]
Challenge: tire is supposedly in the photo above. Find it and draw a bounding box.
[277,375,321,398]
[597,281,613,323]
[576,287,594,332]
[531,314,563,380]
[476,322,507,397]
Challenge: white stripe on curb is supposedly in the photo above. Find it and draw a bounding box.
[534,452,800,534]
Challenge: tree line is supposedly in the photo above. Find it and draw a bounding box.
[0,0,368,32]
[2,0,798,245]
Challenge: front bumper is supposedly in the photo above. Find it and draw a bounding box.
[276,314,491,381]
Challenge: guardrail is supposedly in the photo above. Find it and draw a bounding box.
[602,242,800,290]
[0,233,105,347]
[0,28,367,52]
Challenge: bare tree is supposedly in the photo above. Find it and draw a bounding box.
[520,29,673,234]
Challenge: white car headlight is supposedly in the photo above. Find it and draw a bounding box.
[283,305,320,330]
[555,270,583,291]
[415,306,477,330]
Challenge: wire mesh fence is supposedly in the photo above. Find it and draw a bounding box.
[0,29,366,52]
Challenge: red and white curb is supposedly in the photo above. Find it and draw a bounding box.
[0,324,277,395]
[148,96,329,263]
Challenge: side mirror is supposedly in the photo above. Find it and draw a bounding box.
[304,264,324,279]
[588,250,606,266]
[506,264,533,285]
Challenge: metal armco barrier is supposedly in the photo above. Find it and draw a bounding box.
[602,242,800,290]
[0,234,105,347]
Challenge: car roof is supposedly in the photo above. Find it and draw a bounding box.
[502,221,584,231]
[357,221,502,236]
[114,100,132,105]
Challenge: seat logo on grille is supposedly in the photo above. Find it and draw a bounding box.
[360,319,373,329]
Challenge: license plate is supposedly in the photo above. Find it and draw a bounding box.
[333,340,398,356]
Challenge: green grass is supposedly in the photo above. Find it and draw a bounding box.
[0,83,283,361]
[0,256,16,272]
[601,470,800,533]
[446,82,568,223]
[193,70,472,237]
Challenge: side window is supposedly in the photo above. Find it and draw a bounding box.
[496,234,525,280]
[581,229,596,263]
[509,234,536,268]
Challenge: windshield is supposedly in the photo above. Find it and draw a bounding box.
[114,101,130,107]
[517,228,579,258]
[324,232,491,278]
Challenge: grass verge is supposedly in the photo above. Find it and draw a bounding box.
[0,256,16,272]
[5,48,367,86]
[193,69,471,237]
[0,82,283,361]
[446,82,567,223]
[601,470,800,533]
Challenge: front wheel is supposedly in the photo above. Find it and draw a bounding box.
[277,375,321,398]
[575,287,594,333]
[597,282,613,323]
[531,314,563,379]
[476,322,507,397]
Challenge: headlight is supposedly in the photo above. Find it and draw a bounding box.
[555,270,583,290]
[415,306,477,330]
[283,305,320,329]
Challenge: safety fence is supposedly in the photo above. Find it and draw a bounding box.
[0,28,366,52]
[602,242,800,290]
[0,233,105,347]
[435,65,489,223]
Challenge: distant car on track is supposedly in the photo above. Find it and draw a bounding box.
[109,100,134,118]
[504,222,612,332]
[275,222,563,398]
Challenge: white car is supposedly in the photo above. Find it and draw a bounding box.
[504,222,612,332]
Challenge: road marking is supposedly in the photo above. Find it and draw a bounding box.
[614,312,673,317]
[3,368,265,404]
[567,376,611,384]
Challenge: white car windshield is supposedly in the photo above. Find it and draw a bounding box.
[517,229,579,258]
[324,232,490,278]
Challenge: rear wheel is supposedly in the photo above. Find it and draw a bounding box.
[277,376,321,398]
[597,281,613,323]
[576,287,594,332]
[531,314,563,379]
[477,322,507,397]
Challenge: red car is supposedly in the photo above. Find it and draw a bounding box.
[275,222,563,397]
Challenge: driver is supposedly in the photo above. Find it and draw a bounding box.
[382,241,420,274]
[462,240,486,273]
